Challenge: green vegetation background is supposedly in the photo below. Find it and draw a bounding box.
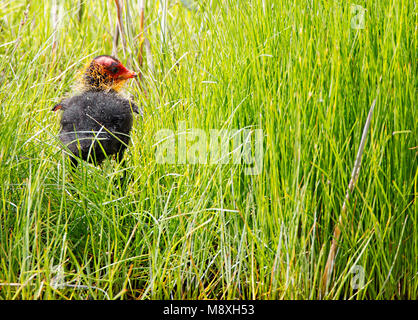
[0,0,416,299]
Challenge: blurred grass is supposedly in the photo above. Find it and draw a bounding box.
[0,0,416,299]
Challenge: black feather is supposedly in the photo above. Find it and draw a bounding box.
[56,91,138,166]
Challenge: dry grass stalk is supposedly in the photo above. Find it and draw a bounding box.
[137,0,145,68]
[134,0,150,97]
[320,98,377,297]
[11,2,30,56]
[113,0,127,57]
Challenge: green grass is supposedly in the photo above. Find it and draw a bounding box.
[0,0,416,299]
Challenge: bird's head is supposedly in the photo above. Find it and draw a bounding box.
[81,55,137,92]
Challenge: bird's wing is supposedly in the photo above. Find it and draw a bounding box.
[52,98,68,112]
[52,103,63,112]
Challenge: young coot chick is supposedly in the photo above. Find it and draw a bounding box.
[53,55,138,166]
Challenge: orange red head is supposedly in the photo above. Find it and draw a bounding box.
[82,55,137,92]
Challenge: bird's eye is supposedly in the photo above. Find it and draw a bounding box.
[110,66,119,74]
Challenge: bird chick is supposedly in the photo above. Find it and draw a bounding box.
[53,55,138,167]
